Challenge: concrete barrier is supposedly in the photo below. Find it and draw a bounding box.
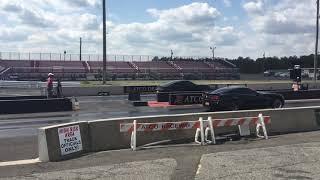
[41,86,125,96]
[39,106,320,161]
[38,122,90,162]
[38,83,320,97]
[88,106,320,152]
[0,98,72,114]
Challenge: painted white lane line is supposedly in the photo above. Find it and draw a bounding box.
[0,158,40,167]
[196,164,202,175]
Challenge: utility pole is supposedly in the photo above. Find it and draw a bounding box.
[80,37,82,61]
[210,46,216,60]
[314,0,319,83]
[102,0,107,84]
[170,50,173,60]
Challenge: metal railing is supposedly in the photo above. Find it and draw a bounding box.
[0,52,232,62]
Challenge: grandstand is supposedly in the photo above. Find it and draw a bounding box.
[0,52,239,81]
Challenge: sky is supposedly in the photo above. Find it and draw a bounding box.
[0,0,317,59]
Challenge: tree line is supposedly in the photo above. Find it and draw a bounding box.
[152,54,317,74]
[229,54,316,74]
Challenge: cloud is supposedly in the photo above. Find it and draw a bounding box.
[107,3,239,55]
[78,13,99,30]
[2,2,23,13]
[147,3,220,27]
[19,9,54,28]
[240,0,315,57]
[223,0,232,7]
[0,27,29,42]
[246,0,314,35]
[65,0,101,9]
[243,0,264,15]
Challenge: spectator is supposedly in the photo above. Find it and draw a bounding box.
[56,78,63,98]
[47,73,54,98]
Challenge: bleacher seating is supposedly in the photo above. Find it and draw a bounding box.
[134,61,178,73]
[175,61,213,73]
[0,58,239,80]
[89,61,136,74]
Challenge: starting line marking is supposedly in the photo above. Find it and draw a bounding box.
[0,158,40,167]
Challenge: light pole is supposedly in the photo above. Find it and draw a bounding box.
[102,0,107,84]
[210,46,216,60]
[80,37,82,61]
[170,49,173,60]
[63,50,66,61]
[315,0,319,83]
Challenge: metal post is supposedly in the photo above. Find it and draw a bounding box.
[210,46,216,61]
[80,37,82,61]
[102,0,107,84]
[315,0,319,83]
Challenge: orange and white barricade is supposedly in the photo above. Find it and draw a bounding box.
[120,119,206,151]
[204,113,271,144]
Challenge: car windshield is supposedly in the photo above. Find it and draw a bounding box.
[210,86,240,94]
[160,80,192,87]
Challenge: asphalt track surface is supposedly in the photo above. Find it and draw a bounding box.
[2,131,320,179]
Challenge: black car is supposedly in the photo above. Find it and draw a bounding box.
[202,86,284,111]
[156,80,211,102]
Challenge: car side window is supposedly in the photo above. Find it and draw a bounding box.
[240,88,256,95]
[178,81,195,90]
[174,82,185,90]
[232,88,256,95]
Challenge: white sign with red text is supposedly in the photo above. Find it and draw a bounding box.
[58,125,83,155]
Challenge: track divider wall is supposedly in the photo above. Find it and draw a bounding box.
[39,106,320,162]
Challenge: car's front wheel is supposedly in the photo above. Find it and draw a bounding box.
[272,99,283,108]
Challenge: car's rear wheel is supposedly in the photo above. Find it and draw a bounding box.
[230,103,239,111]
[272,99,283,108]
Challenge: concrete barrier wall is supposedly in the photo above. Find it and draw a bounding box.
[38,122,90,162]
[41,86,124,96]
[0,98,72,114]
[40,106,320,161]
[88,106,320,152]
[39,83,320,96]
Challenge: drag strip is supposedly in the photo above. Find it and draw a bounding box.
[0,95,319,139]
[0,95,319,162]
